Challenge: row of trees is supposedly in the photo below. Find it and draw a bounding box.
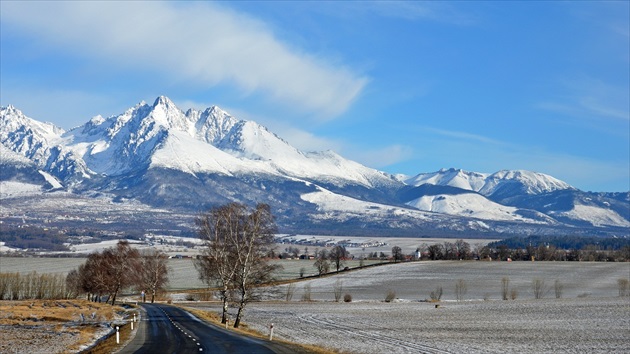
[66,241,170,304]
[411,240,630,262]
[0,272,73,300]
[312,245,351,275]
[194,203,279,328]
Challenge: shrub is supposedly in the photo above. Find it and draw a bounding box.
[618,278,629,297]
[301,284,312,302]
[333,279,343,302]
[501,277,510,301]
[343,293,352,302]
[455,279,467,302]
[554,279,563,299]
[385,290,396,302]
[429,286,443,302]
[532,278,547,299]
[285,283,296,302]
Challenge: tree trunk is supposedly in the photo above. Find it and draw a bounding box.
[234,305,244,328]
[233,291,247,328]
[220,287,229,324]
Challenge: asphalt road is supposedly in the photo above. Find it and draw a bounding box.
[119,303,281,354]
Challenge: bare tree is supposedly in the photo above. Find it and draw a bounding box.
[285,283,296,301]
[385,289,396,302]
[301,283,312,302]
[455,279,467,301]
[443,242,457,260]
[532,278,547,299]
[427,244,443,260]
[314,249,330,275]
[617,278,629,297]
[65,269,81,299]
[391,246,403,262]
[229,203,280,328]
[329,245,349,271]
[454,239,471,260]
[80,252,109,302]
[73,241,141,305]
[333,279,343,302]
[195,203,244,324]
[139,249,170,303]
[103,241,141,305]
[429,286,443,301]
[195,203,280,327]
[554,279,563,299]
[501,277,510,301]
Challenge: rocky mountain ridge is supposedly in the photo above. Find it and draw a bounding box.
[1,98,628,237]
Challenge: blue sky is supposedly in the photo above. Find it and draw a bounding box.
[1,1,628,192]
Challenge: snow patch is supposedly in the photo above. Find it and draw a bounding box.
[556,204,630,227]
[0,181,43,198]
[38,171,63,189]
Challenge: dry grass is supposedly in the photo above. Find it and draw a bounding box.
[0,300,130,353]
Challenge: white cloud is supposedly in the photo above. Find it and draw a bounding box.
[1,2,367,119]
[346,144,414,169]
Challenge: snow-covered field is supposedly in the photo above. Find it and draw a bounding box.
[184,261,630,354]
[198,297,628,354]
[1,255,628,353]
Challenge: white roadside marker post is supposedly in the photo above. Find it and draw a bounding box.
[269,323,274,341]
[131,320,134,330]
[116,326,120,344]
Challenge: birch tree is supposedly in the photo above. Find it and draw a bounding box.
[230,203,279,328]
[195,203,243,324]
[195,202,280,328]
[139,249,170,303]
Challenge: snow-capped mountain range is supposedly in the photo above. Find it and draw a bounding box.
[1,97,628,237]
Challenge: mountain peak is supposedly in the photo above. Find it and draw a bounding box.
[153,95,175,108]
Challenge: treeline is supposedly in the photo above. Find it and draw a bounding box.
[414,238,630,262]
[488,235,630,251]
[0,226,69,251]
[0,272,75,300]
[0,241,171,302]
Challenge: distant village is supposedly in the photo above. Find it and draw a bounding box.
[276,235,388,249]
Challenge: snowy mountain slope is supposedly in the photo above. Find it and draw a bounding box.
[481,170,574,200]
[0,106,91,182]
[407,168,573,197]
[149,129,277,176]
[406,168,489,191]
[552,204,630,228]
[1,142,64,190]
[1,98,627,236]
[406,192,554,223]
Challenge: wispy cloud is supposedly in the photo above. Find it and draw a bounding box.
[399,125,628,190]
[536,77,630,123]
[317,1,477,25]
[1,2,367,119]
[347,144,415,169]
[424,127,506,146]
[363,1,477,25]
